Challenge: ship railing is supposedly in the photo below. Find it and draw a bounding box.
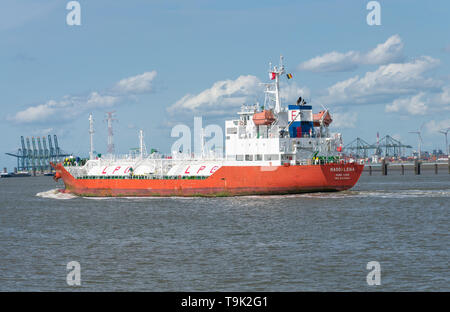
[76,175,209,180]
[295,155,353,166]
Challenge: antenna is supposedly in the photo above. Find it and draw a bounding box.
[104,111,117,155]
[89,114,95,160]
[438,127,450,156]
[139,129,147,159]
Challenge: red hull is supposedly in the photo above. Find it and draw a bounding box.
[52,163,363,197]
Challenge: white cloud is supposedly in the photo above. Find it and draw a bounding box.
[385,93,428,115]
[9,72,155,124]
[168,75,260,114]
[280,82,310,104]
[319,56,441,106]
[114,71,157,94]
[299,51,360,72]
[384,84,450,116]
[425,119,450,134]
[298,35,404,72]
[331,112,358,129]
[84,92,119,109]
[12,102,57,123]
[365,35,404,65]
[9,92,120,124]
[437,86,450,105]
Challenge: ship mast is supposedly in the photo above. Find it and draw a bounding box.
[265,55,285,114]
[139,129,147,159]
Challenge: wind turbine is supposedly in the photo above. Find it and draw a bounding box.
[438,127,450,156]
[409,123,424,160]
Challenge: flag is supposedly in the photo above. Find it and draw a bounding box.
[270,72,276,80]
[287,73,293,79]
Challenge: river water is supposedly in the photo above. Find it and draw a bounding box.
[0,171,448,291]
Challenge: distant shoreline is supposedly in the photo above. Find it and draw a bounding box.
[363,161,449,174]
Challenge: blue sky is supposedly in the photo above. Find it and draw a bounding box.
[1,0,450,168]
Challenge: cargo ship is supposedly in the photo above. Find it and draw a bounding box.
[52,57,363,197]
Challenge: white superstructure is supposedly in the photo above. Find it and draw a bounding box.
[224,56,341,166]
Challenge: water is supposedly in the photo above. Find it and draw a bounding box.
[0,172,448,291]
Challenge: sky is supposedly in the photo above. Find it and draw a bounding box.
[1,0,450,169]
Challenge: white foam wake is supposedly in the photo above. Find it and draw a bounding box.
[35,188,449,200]
[304,189,450,199]
[238,189,450,199]
[36,189,77,200]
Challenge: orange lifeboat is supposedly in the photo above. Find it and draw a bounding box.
[252,110,275,126]
[313,110,332,127]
